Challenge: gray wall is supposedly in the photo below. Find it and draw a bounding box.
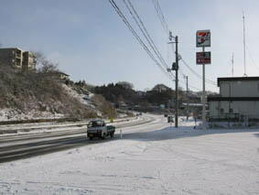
[220,81,259,97]
[209,100,259,119]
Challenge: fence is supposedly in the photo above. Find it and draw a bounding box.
[208,113,259,128]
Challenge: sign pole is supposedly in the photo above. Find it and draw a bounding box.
[196,30,210,130]
[202,46,206,130]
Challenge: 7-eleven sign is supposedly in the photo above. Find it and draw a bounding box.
[196,30,211,47]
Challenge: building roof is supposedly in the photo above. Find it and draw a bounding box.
[0,47,23,51]
[56,71,69,76]
[217,77,259,86]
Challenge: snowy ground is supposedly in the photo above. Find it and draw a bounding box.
[0,115,258,194]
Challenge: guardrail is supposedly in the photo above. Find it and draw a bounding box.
[0,118,79,125]
[0,116,138,135]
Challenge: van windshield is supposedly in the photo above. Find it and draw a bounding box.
[88,120,104,127]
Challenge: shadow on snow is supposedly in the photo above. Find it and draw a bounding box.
[120,126,259,142]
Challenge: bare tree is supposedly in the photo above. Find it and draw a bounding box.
[34,51,58,73]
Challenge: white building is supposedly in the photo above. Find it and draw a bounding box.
[208,77,259,124]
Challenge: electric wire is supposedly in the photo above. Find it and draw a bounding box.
[151,0,202,91]
[108,0,173,81]
[152,0,169,35]
[151,0,204,91]
[110,0,203,91]
[178,69,201,91]
[180,57,217,86]
[151,0,217,89]
[123,0,171,76]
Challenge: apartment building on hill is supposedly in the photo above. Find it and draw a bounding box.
[22,51,36,71]
[0,48,36,71]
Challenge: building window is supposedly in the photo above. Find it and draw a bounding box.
[257,83,259,92]
[220,108,224,113]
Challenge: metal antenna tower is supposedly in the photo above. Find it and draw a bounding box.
[234,53,236,77]
[243,12,247,76]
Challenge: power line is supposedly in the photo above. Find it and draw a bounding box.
[180,57,217,86]
[152,0,169,35]
[150,0,218,92]
[151,1,217,88]
[108,0,173,81]
[178,70,201,91]
[122,0,173,78]
[110,0,189,92]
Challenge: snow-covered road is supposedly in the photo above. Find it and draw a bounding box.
[0,115,258,194]
[0,115,154,162]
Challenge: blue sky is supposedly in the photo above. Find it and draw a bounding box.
[1,0,259,92]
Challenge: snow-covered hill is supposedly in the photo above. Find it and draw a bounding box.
[0,65,98,121]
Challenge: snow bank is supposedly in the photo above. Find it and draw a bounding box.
[0,108,63,122]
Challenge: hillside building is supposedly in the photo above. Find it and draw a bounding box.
[0,48,36,71]
[22,51,36,71]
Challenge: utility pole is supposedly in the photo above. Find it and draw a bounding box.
[168,33,179,128]
[175,36,179,128]
[184,75,189,120]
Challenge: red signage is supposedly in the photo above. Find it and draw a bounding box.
[196,52,211,64]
